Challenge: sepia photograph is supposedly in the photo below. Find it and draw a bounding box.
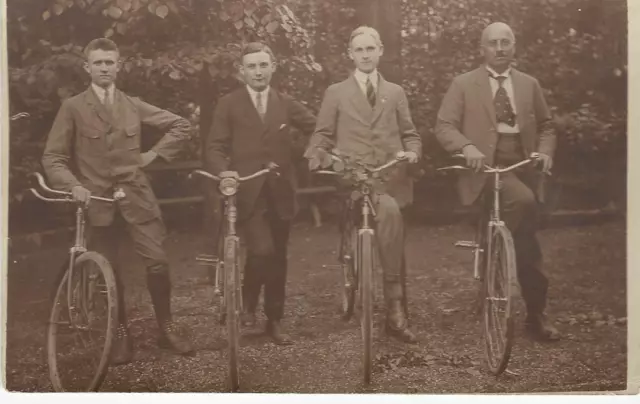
[0,0,632,396]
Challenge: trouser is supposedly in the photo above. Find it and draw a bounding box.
[342,192,406,302]
[240,183,291,322]
[486,133,549,315]
[88,212,174,327]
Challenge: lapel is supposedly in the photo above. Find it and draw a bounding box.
[240,87,268,132]
[510,68,527,129]
[473,66,497,128]
[85,86,116,129]
[263,89,284,139]
[347,75,374,124]
[371,73,392,125]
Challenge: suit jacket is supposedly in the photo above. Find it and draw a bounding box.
[42,86,191,226]
[435,66,556,206]
[306,74,422,208]
[205,87,316,221]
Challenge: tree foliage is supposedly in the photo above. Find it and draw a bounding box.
[6,0,628,220]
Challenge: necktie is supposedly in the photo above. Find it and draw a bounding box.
[491,75,515,126]
[104,88,113,115]
[256,91,266,120]
[366,77,376,107]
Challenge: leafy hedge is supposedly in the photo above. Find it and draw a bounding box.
[7,0,627,229]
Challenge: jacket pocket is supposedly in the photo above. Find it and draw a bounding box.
[125,124,141,150]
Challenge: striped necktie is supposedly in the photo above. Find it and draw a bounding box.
[366,77,376,107]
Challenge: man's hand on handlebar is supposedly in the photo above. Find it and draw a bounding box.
[306,148,333,171]
[461,144,486,172]
[534,152,553,174]
[397,150,419,164]
[71,185,92,207]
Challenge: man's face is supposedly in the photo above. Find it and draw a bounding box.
[481,26,515,72]
[349,34,383,74]
[84,49,120,88]
[240,51,275,91]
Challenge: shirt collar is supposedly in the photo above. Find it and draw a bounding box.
[91,83,115,103]
[485,65,512,79]
[246,85,270,101]
[354,69,379,88]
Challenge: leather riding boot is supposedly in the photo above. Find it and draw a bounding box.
[384,281,417,343]
[110,266,133,365]
[146,266,195,355]
[110,322,133,365]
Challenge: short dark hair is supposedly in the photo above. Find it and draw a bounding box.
[240,42,276,64]
[84,38,119,58]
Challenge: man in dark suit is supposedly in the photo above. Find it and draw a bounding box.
[42,38,194,365]
[305,26,422,343]
[435,22,560,341]
[205,42,316,345]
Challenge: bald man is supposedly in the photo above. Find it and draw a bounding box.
[435,22,560,341]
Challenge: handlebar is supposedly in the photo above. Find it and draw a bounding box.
[313,152,408,177]
[189,166,278,183]
[29,172,124,203]
[438,152,549,175]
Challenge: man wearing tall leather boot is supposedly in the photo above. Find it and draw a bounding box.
[305,26,422,343]
[42,38,195,365]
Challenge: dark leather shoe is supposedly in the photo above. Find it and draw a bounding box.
[386,300,418,344]
[241,311,257,328]
[110,324,133,365]
[526,313,561,341]
[266,321,293,345]
[158,321,195,355]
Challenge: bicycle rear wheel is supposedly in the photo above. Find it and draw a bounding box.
[482,224,516,375]
[47,251,118,392]
[357,228,375,385]
[224,235,241,392]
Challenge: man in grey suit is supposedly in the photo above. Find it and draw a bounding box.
[306,26,422,343]
[42,38,194,365]
[435,22,560,341]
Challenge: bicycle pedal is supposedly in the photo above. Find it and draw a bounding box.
[454,241,479,249]
[196,254,218,266]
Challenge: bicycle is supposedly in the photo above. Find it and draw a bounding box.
[313,150,408,385]
[28,172,125,391]
[437,152,546,376]
[190,164,278,392]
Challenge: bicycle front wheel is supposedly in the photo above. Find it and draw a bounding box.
[224,235,241,392]
[357,228,375,385]
[482,224,516,375]
[47,251,118,392]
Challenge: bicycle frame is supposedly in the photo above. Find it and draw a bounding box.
[29,173,124,328]
[438,153,545,280]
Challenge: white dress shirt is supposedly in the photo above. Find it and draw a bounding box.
[353,68,379,98]
[246,85,270,116]
[486,65,520,133]
[92,83,115,105]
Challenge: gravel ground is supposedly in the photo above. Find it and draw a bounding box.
[4,219,627,393]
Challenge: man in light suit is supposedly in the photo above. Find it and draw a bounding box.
[205,42,316,345]
[42,38,194,365]
[435,22,560,341]
[306,26,422,343]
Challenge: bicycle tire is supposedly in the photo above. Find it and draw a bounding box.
[224,235,241,392]
[482,224,516,375]
[358,228,375,385]
[47,251,118,392]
